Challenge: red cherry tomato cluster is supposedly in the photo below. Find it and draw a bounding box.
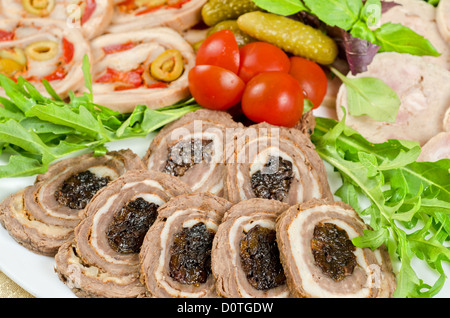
[188,30,328,128]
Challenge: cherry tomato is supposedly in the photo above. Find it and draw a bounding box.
[241,72,304,128]
[238,42,290,83]
[196,29,240,73]
[288,56,327,109]
[188,65,245,111]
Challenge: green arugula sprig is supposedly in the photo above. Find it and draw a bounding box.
[0,56,201,178]
[312,114,450,298]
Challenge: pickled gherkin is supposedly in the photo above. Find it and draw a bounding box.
[201,0,260,27]
[207,20,256,47]
[237,11,338,65]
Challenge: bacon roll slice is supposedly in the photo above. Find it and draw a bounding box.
[107,0,207,33]
[276,199,396,298]
[139,192,231,298]
[225,122,333,204]
[144,109,243,198]
[90,27,195,112]
[0,19,90,98]
[55,169,192,298]
[211,198,291,298]
[0,0,114,40]
[0,149,144,256]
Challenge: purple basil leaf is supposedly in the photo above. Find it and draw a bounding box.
[342,31,380,75]
[380,0,402,13]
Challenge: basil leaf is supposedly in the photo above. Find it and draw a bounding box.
[302,0,363,30]
[251,0,308,15]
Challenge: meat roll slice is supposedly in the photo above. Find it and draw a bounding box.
[418,131,450,173]
[212,198,290,298]
[140,192,231,298]
[276,199,396,298]
[144,109,243,197]
[0,149,144,256]
[0,19,90,98]
[90,27,195,113]
[437,0,450,42]
[0,0,114,39]
[55,169,191,298]
[226,122,333,204]
[336,52,450,146]
[107,0,207,33]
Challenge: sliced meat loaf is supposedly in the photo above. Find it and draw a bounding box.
[144,109,243,198]
[418,131,450,173]
[55,169,191,298]
[276,199,396,298]
[0,149,144,256]
[139,192,231,298]
[437,0,450,42]
[225,122,333,204]
[336,52,450,146]
[212,198,291,298]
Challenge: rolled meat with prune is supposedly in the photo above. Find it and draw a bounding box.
[90,27,195,113]
[276,199,396,298]
[226,122,333,204]
[107,0,207,33]
[55,169,191,298]
[140,192,231,298]
[0,149,144,256]
[0,0,114,40]
[211,198,290,298]
[144,109,243,197]
[0,19,91,98]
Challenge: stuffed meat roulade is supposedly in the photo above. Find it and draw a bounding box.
[0,149,144,256]
[90,27,195,112]
[276,199,396,298]
[140,192,231,298]
[212,198,290,298]
[144,109,243,197]
[0,18,90,98]
[0,0,114,39]
[226,122,333,204]
[55,169,191,298]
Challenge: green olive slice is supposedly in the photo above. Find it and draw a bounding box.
[150,49,184,82]
[135,0,167,7]
[0,48,27,66]
[0,58,25,77]
[25,41,59,61]
[22,0,56,16]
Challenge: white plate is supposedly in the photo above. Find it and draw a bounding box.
[0,110,449,298]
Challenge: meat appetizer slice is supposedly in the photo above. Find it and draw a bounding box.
[226,122,333,204]
[0,19,90,98]
[336,52,450,146]
[107,0,207,33]
[144,109,243,197]
[0,149,144,256]
[418,131,450,171]
[140,192,231,298]
[437,0,450,42]
[55,169,191,298]
[90,27,195,112]
[211,198,290,298]
[0,0,114,39]
[276,199,396,298]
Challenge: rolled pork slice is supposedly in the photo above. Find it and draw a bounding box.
[418,131,450,173]
[107,0,207,33]
[437,0,450,42]
[0,0,114,40]
[336,52,450,146]
[0,19,90,98]
[140,192,232,298]
[211,198,291,298]
[55,169,192,298]
[90,27,195,113]
[225,122,333,204]
[276,199,396,298]
[0,149,145,256]
[144,109,243,197]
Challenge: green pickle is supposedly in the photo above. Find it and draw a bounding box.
[201,0,260,27]
[208,20,256,47]
[237,11,338,65]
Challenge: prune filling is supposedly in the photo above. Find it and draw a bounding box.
[251,156,294,201]
[169,222,215,286]
[240,225,286,290]
[55,170,110,210]
[311,222,357,281]
[106,198,159,254]
[163,139,213,177]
